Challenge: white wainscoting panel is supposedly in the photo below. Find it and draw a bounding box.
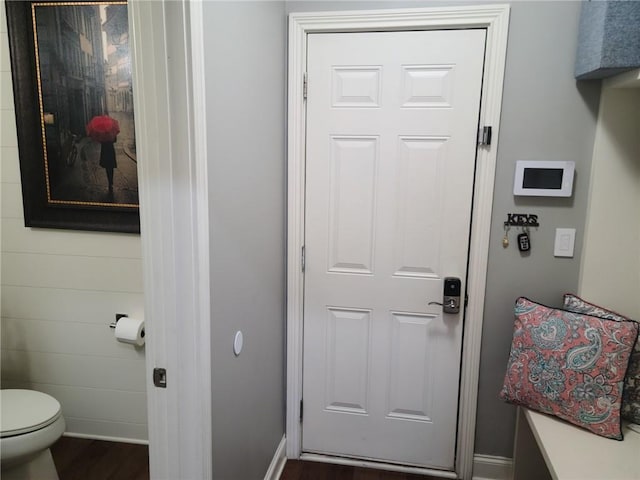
[0,14,147,442]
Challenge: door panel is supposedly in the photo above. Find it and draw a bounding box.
[393,136,447,278]
[325,307,371,414]
[303,29,486,470]
[387,312,436,421]
[327,136,378,274]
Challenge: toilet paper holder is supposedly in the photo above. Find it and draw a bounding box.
[109,313,128,329]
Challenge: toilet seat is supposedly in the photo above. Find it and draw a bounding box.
[0,390,62,438]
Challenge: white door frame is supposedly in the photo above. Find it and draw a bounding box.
[129,1,212,478]
[286,6,510,479]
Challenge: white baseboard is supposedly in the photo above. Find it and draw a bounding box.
[473,454,513,480]
[264,435,287,480]
[62,432,149,446]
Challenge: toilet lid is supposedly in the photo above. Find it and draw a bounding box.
[0,389,62,437]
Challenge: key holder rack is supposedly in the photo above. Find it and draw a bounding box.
[502,213,539,252]
[504,213,539,228]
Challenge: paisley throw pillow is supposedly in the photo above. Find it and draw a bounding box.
[500,297,639,439]
[563,294,640,425]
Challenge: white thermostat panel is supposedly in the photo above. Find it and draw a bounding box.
[513,160,575,197]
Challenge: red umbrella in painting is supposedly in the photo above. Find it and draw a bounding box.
[86,115,120,143]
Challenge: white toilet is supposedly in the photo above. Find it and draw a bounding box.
[0,389,66,480]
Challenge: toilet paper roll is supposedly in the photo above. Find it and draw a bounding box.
[114,317,145,346]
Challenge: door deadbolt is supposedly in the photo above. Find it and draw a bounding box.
[428,277,462,314]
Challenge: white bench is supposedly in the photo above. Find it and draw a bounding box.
[512,407,640,480]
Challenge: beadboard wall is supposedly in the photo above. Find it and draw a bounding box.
[0,4,148,443]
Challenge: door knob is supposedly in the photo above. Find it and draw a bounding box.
[429,298,459,310]
[428,277,461,314]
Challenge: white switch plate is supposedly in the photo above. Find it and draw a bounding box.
[554,228,576,257]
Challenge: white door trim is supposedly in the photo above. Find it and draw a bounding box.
[129,1,212,478]
[286,6,510,479]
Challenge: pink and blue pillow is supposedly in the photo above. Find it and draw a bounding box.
[500,297,638,439]
[563,294,640,425]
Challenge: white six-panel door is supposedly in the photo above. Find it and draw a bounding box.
[302,30,486,470]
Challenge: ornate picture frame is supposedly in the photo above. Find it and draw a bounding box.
[5,0,139,233]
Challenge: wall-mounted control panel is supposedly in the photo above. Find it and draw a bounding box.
[514,161,575,197]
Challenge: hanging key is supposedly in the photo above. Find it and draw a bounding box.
[517,228,531,252]
[502,224,510,248]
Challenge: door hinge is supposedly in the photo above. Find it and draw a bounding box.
[153,368,167,388]
[465,293,469,308]
[478,126,492,146]
[301,245,305,272]
[303,72,308,100]
[300,399,304,422]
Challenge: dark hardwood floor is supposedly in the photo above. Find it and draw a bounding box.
[50,436,149,480]
[51,438,438,480]
[281,460,441,480]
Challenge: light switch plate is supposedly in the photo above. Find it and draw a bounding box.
[554,228,576,257]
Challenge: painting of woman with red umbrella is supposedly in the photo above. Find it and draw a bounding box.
[86,115,120,193]
[6,1,139,233]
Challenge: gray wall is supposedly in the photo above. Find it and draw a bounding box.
[203,2,287,479]
[476,1,600,457]
[200,0,600,470]
[285,0,600,459]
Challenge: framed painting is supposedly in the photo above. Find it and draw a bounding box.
[5,0,140,233]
